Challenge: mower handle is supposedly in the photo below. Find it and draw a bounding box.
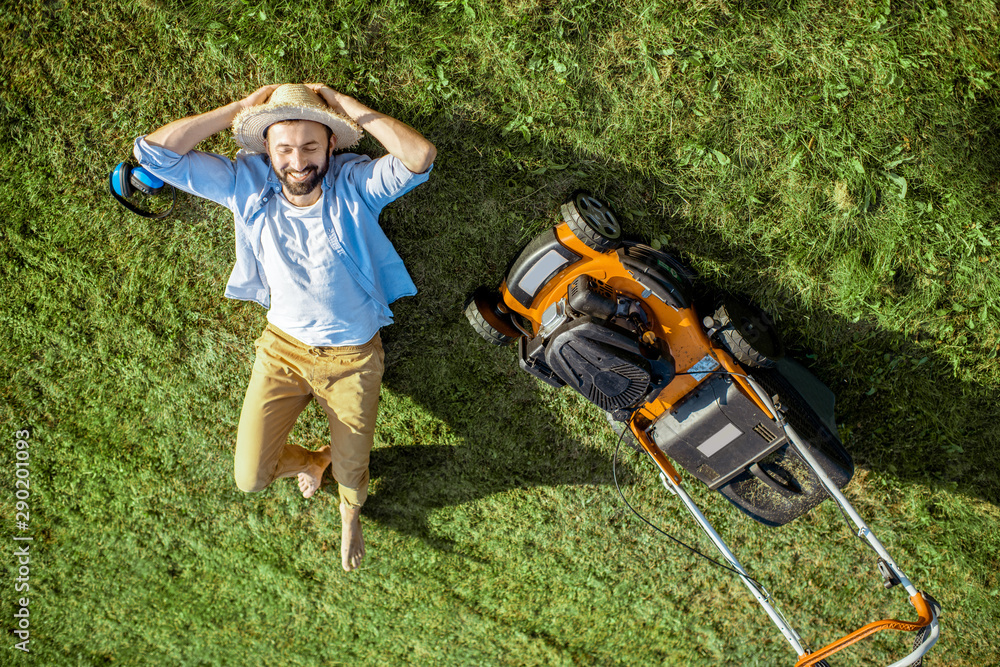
[739,376,944,667]
[630,373,943,667]
[633,419,940,667]
[794,592,939,667]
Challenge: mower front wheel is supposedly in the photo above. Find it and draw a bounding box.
[464,287,521,346]
[561,190,622,251]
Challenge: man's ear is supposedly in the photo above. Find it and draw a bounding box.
[328,134,337,156]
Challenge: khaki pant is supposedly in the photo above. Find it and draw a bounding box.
[234,323,384,507]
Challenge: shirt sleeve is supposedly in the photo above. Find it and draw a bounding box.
[351,154,432,214]
[132,136,238,210]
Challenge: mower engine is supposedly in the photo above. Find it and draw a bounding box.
[518,275,675,418]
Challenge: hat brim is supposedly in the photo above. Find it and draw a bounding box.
[232,103,363,155]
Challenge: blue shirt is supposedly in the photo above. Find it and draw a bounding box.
[132,137,431,322]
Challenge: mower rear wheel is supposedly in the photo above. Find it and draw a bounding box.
[464,288,520,346]
[713,297,783,368]
[561,190,622,251]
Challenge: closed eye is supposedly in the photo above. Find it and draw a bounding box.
[277,145,321,154]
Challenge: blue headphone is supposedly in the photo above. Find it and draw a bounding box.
[108,161,177,218]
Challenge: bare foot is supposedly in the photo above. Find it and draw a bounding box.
[297,446,331,499]
[340,502,365,572]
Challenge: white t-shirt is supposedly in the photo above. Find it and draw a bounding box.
[259,193,389,346]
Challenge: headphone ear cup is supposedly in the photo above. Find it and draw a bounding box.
[130,166,165,195]
[109,158,175,219]
[112,162,133,198]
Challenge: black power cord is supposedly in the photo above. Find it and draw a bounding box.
[611,423,773,596]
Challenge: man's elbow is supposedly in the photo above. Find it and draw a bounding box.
[409,144,437,175]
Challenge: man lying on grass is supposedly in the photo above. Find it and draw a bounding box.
[134,83,436,571]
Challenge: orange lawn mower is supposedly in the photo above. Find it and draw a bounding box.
[464,191,940,667]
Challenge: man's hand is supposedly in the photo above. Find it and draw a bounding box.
[239,84,281,111]
[303,82,436,174]
[304,83,351,118]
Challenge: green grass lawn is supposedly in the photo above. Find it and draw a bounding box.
[2,0,999,664]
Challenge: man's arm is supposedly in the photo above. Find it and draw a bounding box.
[307,84,437,174]
[133,85,279,209]
[143,85,280,156]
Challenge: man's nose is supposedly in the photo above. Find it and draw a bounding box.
[289,151,308,170]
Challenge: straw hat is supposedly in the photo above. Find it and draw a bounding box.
[232,83,363,154]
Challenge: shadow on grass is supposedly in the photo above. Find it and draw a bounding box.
[358,109,999,553]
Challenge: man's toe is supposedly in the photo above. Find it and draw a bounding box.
[298,473,318,498]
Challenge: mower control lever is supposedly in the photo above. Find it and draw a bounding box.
[878,559,902,589]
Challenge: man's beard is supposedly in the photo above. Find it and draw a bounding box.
[276,158,329,196]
